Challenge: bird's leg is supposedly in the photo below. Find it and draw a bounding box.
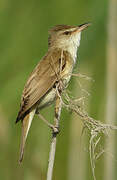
[53,92,62,136]
[38,82,62,134]
[38,113,56,131]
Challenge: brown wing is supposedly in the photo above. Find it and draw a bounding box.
[16,49,69,122]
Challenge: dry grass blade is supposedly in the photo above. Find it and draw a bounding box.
[62,88,117,180]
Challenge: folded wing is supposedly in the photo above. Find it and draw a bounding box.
[16,49,68,122]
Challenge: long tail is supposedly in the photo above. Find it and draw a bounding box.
[19,109,35,163]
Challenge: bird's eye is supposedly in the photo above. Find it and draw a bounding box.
[64,31,70,35]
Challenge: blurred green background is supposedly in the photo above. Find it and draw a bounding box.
[0,0,117,180]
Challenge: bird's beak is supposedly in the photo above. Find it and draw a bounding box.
[77,23,91,32]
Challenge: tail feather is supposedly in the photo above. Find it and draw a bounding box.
[19,109,35,163]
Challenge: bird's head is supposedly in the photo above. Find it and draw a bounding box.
[48,23,91,51]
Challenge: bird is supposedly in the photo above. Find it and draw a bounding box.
[16,23,91,163]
